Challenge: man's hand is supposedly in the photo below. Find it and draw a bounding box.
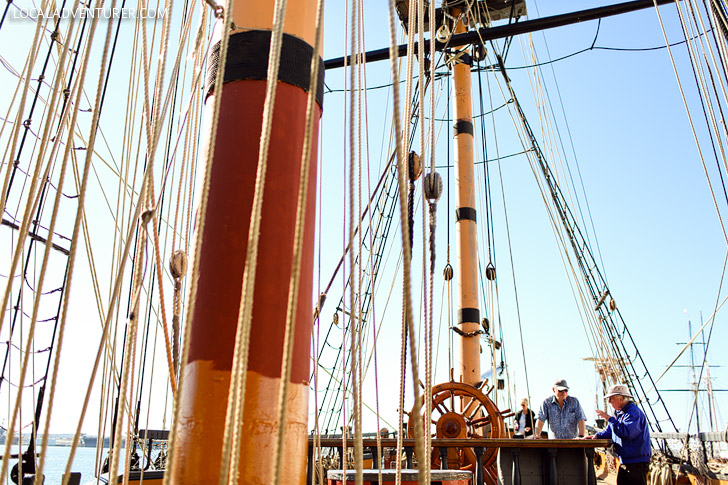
[581,435,596,440]
[534,419,545,439]
[595,409,610,420]
[524,427,531,433]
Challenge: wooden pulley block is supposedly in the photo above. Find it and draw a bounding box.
[485,263,496,281]
[472,44,486,62]
[436,24,450,43]
[443,263,454,281]
[408,151,422,181]
[481,317,490,334]
[424,171,443,202]
[169,250,188,279]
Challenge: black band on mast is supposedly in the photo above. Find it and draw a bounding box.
[207,30,325,108]
[453,120,474,137]
[456,207,476,222]
[458,308,480,325]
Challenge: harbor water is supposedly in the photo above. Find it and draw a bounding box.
[3,445,114,484]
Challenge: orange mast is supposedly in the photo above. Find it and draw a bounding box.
[169,0,322,483]
[451,8,480,387]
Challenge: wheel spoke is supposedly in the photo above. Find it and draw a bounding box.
[468,403,484,421]
[462,394,473,409]
[462,395,477,417]
[471,416,492,429]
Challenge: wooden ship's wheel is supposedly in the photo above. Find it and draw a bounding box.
[408,381,510,485]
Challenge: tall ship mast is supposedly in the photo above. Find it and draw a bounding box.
[168,0,323,482]
[450,1,483,389]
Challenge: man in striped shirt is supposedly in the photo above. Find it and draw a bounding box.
[533,379,587,439]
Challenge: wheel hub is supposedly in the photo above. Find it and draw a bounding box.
[437,412,467,439]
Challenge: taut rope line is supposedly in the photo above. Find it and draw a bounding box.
[271,0,325,481]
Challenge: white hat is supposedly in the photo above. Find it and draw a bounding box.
[605,384,633,399]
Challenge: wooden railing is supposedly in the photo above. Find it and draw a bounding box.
[307,437,611,485]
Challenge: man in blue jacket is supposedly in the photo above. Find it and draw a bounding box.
[586,384,651,485]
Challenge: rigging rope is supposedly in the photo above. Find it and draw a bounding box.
[212,0,297,480]
[415,0,433,477]
[385,0,426,483]
[270,0,325,481]
[165,10,226,483]
[109,195,146,485]
[1,0,71,208]
[675,0,728,212]
[37,0,126,481]
[343,0,365,479]
[0,0,107,478]
[36,8,196,485]
[426,13,439,450]
[0,0,74,349]
[651,0,728,244]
